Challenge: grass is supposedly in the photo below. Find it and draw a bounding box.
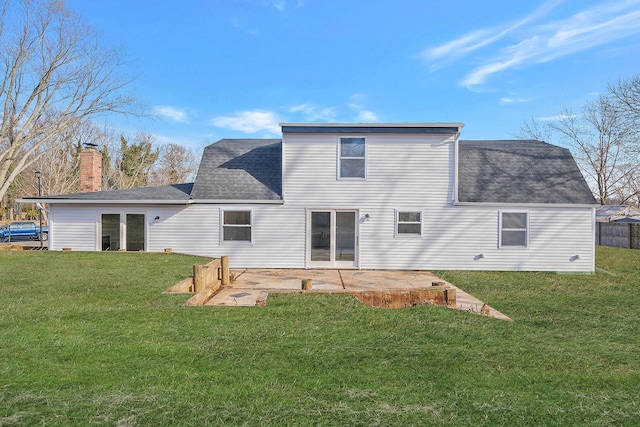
[0,248,639,426]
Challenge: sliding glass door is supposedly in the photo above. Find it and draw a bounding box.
[308,210,357,268]
[101,213,146,251]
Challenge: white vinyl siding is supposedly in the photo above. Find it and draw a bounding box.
[283,132,594,272]
[418,206,593,271]
[49,204,307,268]
[48,206,98,251]
[47,130,595,272]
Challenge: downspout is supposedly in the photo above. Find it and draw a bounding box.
[281,130,286,203]
[453,130,461,204]
[592,207,597,272]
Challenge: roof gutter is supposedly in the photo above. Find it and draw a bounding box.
[189,199,284,205]
[17,198,192,205]
[18,198,285,205]
[280,122,464,134]
[453,201,599,208]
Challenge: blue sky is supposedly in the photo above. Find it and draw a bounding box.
[66,0,640,151]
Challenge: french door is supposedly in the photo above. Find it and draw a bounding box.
[307,210,358,268]
[100,213,146,251]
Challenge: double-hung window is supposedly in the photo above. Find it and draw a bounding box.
[222,210,252,242]
[339,137,366,179]
[396,211,422,236]
[499,211,528,248]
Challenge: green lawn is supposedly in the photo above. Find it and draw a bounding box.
[0,248,638,426]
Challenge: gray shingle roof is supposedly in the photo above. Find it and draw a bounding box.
[26,139,282,203]
[191,139,282,200]
[34,183,193,201]
[457,140,596,204]
[28,137,595,206]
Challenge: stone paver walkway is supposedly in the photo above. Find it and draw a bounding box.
[204,269,511,321]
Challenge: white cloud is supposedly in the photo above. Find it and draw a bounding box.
[287,97,379,122]
[263,0,304,11]
[209,110,281,134]
[153,106,188,123]
[348,93,379,122]
[356,110,378,122]
[230,18,258,35]
[422,0,640,88]
[538,113,578,121]
[500,97,533,104]
[288,103,336,121]
[422,0,562,70]
[267,0,285,11]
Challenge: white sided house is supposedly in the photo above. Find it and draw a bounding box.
[23,123,598,272]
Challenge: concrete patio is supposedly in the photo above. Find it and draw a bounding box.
[202,268,512,321]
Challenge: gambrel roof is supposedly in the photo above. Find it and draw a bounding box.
[191,139,281,201]
[23,137,595,206]
[457,140,596,205]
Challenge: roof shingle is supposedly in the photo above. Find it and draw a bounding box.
[25,137,595,206]
[457,140,596,204]
[191,139,282,200]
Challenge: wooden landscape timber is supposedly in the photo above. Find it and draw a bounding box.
[346,285,456,309]
[166,264,462,310]
[0,244,24,251]
[274,281,457,309]
[163,256,230,306]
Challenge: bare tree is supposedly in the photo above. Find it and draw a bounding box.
[150,143,198,186]
[13,121,111,197]
[0,0,136,201]
[512,115,554,142]
[14,135,81,198]
[609,75,640,118]
[518,94,640,205]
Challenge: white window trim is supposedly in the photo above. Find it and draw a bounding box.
[499,210,529,248]
[337,136,367,180]
[395,209,423,237]
[220,209,253,245]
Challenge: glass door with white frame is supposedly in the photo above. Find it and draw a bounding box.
[100,213,146,251]
[308,210,357,268]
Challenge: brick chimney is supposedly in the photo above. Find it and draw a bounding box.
[80,146,102,192]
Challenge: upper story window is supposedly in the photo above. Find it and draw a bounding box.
[339,137,366,179]
[396,211,422,236]
[222,210,252,242]
[499,211,528,248]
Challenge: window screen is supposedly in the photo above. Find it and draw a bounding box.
[397,211,422,235]
[500,212,527,247]
[339,138,365,178]
[223,210,252,241]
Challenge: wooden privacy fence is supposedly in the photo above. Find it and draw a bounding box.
[596,222,640,250]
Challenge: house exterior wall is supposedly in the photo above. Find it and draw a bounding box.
[49,204,307,268]
[49,206,100,250]
[282,131,595,272]
[47,130,596,272]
